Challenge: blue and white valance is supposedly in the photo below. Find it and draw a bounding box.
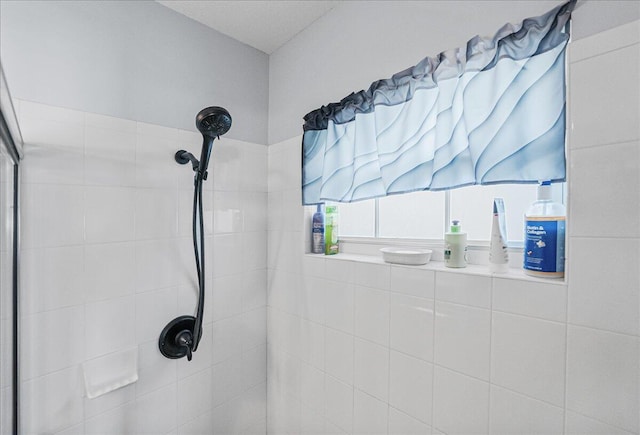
[302,1,575,205]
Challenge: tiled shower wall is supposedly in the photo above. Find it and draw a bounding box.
[15,100,267,435]
[266,21,640,435]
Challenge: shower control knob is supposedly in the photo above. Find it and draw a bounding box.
[158,315,198,361]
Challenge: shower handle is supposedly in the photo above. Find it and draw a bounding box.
[176,330,193,361]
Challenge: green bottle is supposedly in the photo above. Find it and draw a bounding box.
[324,205,339,255]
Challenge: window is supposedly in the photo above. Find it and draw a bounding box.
[328,183,565,246]
[303,3,573,249]
[379,191,445,240]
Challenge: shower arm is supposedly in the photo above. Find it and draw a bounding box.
[175,150,203,179]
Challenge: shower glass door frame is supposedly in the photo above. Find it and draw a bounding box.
[1,62,23,435]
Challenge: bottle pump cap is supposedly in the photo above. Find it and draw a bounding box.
[537,181,552,200]
[450,220,461,233]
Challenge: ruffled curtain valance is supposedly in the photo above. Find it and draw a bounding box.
[302,1,575,205]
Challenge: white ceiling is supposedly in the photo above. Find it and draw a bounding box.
[157,1,338,54]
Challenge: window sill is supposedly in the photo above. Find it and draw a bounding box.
[306,239,566,286]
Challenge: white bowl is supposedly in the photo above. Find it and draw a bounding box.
[380,247,432,265]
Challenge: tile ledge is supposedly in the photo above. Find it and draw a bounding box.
[305,252,566,286]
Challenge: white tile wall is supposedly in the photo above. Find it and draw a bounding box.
[135,341,175,398]
[23,184,85,248]
[84,242,136,303]
[177,368,214,426]
[20,246,86,314]
[489,385,564,435]
[435,301,490,380]
[565,410,636,435]
[325,375,354,433]
[354,338,389,401]
[353,389,388,434]
[84,384,136,419]
[354,285,389,345]
[389,351,432,425]
[570,44,640,150]
[324,280,355,334]
[490,312,566,407]
[568,237,640,335]
[389,266,435,299]
[85,295,136,360]
[21,366,85,434]
[435,272,491,308]
[136,383,178,434]
[388,407,431,435]
[354,262,390,291]
[85,186,137,243]
[0,387,12,435]
[569,141,640,239]
[492,277,567,322]
[17,101,267,435]
[390,294,433,362]
[325,328,354,384]
[84,124,137,187]
[566,325,639,433]
[266,20,640,435]
[84,404,135,435]
[432,367,489,434]
[21,306,85,380]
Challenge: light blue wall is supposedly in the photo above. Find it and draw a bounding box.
[0,1,269,144]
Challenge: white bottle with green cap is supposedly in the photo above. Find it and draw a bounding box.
[445,220,467,268]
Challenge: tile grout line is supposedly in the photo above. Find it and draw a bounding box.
[430,271,437,435]
[563,271,571,433]
[487,277,494,434]
[564,406,639,435]
[351,277,357,434]
[570,40,640,65]
[568,137,640,152]
[386,270,392,435]
[81,116,88,429]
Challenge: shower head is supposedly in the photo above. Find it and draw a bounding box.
[196,106,232,138]
[193,106,232,180]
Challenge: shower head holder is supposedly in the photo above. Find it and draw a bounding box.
[175,150,205,179]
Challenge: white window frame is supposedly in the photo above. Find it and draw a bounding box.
[326,183,567,263]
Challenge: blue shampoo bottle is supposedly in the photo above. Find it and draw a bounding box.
[312,204,324,254]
